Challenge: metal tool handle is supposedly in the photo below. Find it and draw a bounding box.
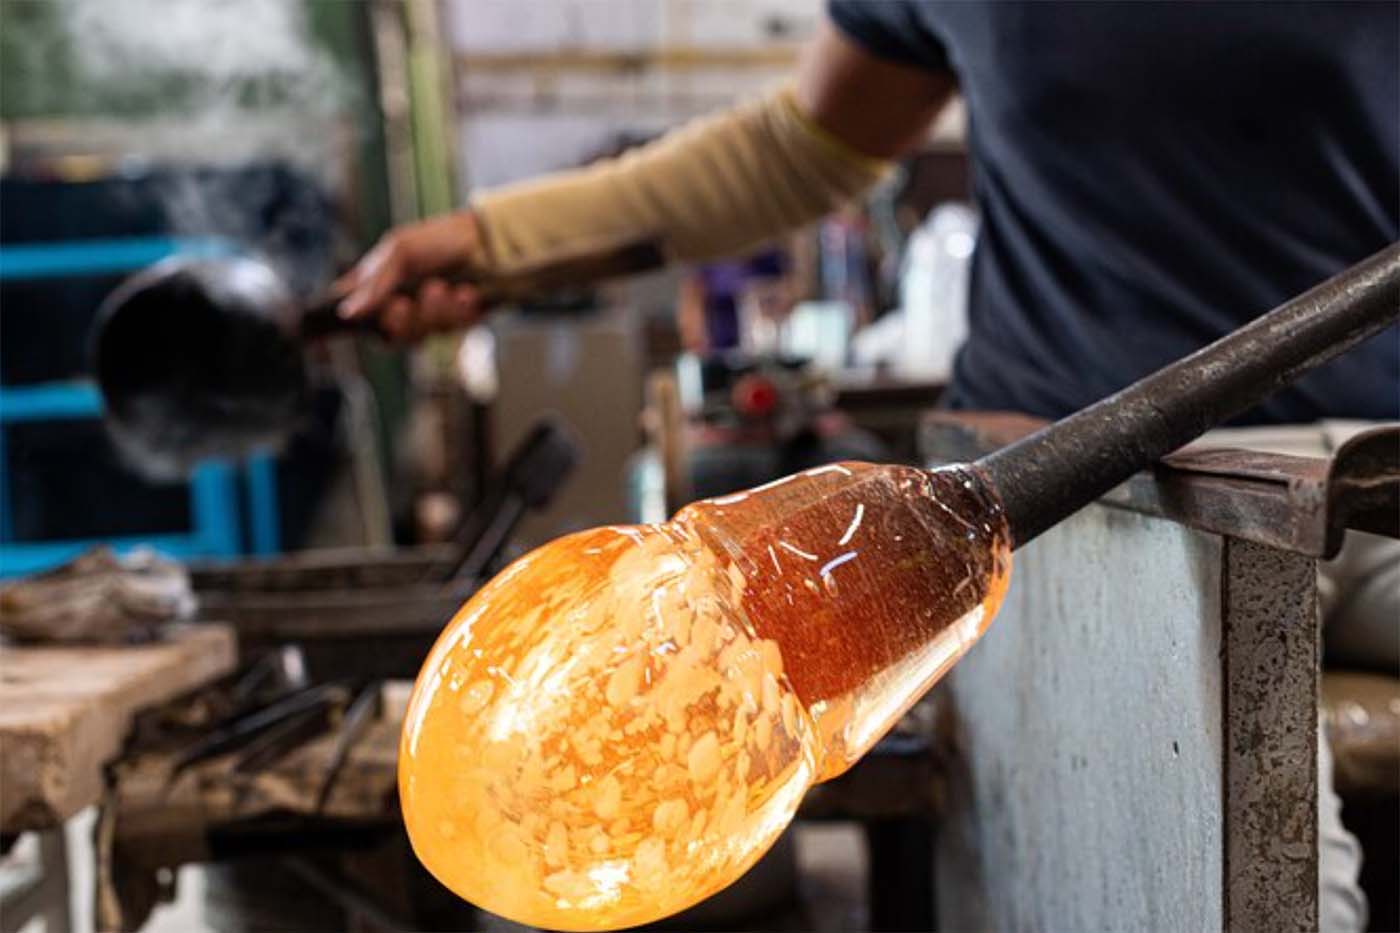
[293,239,667,342]
[297,300,389,339]
[295,270,481,340]
[444,416,581,584]
[977,243,1400,549]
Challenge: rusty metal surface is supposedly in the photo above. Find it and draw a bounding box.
[189,546,465,649]
[1326,427,1400,546]
[189,545,457,593]
[1222,540,1319,932]
[923,413,1399,558]
[196,586,463,640]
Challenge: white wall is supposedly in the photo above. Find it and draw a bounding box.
[442,0,821,188]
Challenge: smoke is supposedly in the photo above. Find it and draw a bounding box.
[150,164,340,296]
[56,0,357,291]
[62,0,334,87]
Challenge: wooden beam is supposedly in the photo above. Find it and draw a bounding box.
[457,45,800,75]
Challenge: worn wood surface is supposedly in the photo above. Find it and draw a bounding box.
[0,624,236,832]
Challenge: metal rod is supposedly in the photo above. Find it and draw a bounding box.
[977,243,1400,549]
[297,238,666,340]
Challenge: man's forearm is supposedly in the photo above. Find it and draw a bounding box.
[468,86,893,290]
[334,21,952,336]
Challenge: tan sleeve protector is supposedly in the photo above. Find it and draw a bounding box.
[469,86,892,288]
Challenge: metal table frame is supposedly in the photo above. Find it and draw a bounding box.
[921,413,1397,932]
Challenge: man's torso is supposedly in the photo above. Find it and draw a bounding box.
[831,0,1399,421]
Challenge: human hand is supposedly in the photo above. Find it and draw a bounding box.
[334,210,489,343]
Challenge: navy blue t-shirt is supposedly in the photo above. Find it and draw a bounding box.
[830,1,1399,422]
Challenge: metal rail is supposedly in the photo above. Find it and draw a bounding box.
[977,244,1400,548]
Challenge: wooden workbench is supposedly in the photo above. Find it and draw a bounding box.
[0,623,236,833]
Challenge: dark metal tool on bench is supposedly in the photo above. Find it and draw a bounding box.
[974,243,1399,549]
[445,416,581,584]
[168,681,351,783]
[314,681,383,813]
[91,245,660,479]
[97,667,410,933]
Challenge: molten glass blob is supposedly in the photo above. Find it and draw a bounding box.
[399,462,1011,930]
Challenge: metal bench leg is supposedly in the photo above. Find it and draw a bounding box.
[1223,540,1319,932]
[0,829,71,933]
[864,817,936,932]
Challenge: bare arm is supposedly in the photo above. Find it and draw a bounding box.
[338,19,955,341]
[797,21,956,161]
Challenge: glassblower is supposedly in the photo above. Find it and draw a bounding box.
[89,242,1398,929]
[395,244,1399,931]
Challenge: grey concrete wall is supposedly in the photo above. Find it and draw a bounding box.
[937,504,1227,931]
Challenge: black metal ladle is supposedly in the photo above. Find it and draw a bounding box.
[91,242,667,480]
[91,256,379,480]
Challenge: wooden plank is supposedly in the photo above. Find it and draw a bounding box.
[0,624,236,832]
[457,45,801,74]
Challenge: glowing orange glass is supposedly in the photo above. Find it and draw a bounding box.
[400,462,1011,930]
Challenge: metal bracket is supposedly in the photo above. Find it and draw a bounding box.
[923,413,1399,558]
